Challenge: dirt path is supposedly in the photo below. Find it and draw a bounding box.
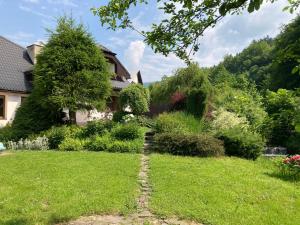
[61,140,202,225]
[0,152,13,157]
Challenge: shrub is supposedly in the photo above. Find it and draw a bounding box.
[86,135,143,153]
[119,84,150,115]
[155,112,207,134]
[111,123,143,141]
[211,108,250,133]
[6,136,49,150]
[286,133,300,155]
[154,132,224,157]
[0,125,14,142]
[112,111,128,122]
[42,125,82,149]
[58,138,84,151]
[186,87,210,118]
[218,128,265,160]
[278,155,300,180]
[86,135,111,152]
[133,116,156,128]
[263,89,298,146]
[81,120,114,137]
[107,139,143,153]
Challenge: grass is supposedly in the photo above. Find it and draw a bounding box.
[149,154,300,225]
[0,151,140,225]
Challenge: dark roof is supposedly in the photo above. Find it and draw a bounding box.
[0,37,131,93]
[98,44,116,55]
[0,36,33,93]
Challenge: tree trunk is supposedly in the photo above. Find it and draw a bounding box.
[69,110,77,124]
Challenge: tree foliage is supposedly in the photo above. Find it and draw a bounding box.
[270,16,300,90]
[93,0,298,63]
[34,16,111,123]
[119,84,150,115]
[149,63,212,117]
[222,38,274,90]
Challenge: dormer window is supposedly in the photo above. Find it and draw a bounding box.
[109,62,116,74]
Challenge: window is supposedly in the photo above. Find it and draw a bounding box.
[0,95,5,119]
[109,62,116,74]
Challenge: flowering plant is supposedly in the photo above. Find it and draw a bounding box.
[279,155,300,179]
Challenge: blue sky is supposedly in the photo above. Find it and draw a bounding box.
[0,0,297,82]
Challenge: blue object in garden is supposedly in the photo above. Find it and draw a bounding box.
[0,142,6,151]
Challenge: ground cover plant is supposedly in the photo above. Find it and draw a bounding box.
[149,154,300,225]
[0,151,140,225]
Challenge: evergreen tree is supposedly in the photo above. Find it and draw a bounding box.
[34,16,111,123]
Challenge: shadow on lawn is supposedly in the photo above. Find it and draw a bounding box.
[1,218,29,225]
[265,172,300,183]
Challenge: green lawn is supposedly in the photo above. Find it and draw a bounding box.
[0,151,140,225]
[149,154,300,225]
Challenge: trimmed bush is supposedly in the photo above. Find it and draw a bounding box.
[42,125,82,149]
[86,135,143,153]
[86,135,111,152]
[119,84,150,115]
[0,126,14,142]
[155,113,188,134]
[154,132,224,157]
[81,120,114,137]
[107,139,143,153]
[58,138,84,151]
[111,123,143,141]
[218,128,265,160]
[155,112,207,134]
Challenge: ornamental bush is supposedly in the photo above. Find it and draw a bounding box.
[86,135,143,153]
[58,138,84,151]
[279,155,300,180]
[111,123,143,141]
[218,127,265,160]
[119,84,150,115]
[6,136,49,150]
[107,139,143,153]
[86,135,111,152]
[154,132,224,157]
[42,125,82,149]
[211,108,250,133]
[81,120,114,137]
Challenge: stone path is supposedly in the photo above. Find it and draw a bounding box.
[0,151,13,157]
[60,132,202,225]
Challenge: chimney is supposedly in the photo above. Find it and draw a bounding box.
[26,42,44,64]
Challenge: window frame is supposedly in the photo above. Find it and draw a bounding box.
[0,95,6,120]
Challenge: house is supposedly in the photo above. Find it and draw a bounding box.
[0,36,141,127]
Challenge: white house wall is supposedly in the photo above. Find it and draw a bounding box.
[0,92,27,128]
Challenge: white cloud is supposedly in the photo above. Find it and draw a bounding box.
[192,0,295,67]
[47,0,78,7]
[125,40,146,79]
[134,0,296,83]
[5,32,35,47]
[23,0,40,4]
[19,4,52,19]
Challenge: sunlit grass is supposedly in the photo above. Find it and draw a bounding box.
[0,151,140,225]
[149,154,300,225]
